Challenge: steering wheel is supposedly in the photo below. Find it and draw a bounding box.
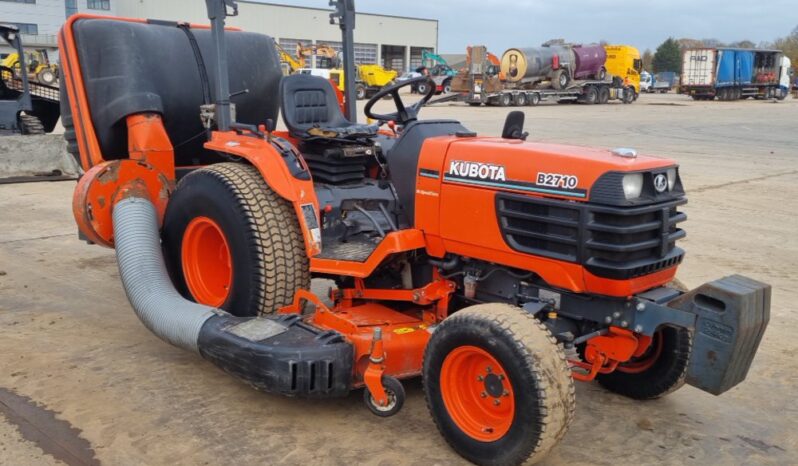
[364,76,436,125]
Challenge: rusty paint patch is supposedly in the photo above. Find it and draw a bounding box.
[0,387,100,466]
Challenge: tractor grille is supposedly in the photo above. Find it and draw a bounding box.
[496,193,687,279]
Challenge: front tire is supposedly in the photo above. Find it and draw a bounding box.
[597,326,692,400]
[162,163,310,316]
[423,304,575,466]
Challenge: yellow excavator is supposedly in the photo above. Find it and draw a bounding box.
[276,41,396,99]
[1,49,58,85]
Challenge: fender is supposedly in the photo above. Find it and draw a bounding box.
[204,132,322,256]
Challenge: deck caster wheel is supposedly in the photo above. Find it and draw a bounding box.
[364,376,405,417]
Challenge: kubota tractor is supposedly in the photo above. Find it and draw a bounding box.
[60,1,770,465]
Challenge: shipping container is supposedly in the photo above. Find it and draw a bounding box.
[680,47,788,101]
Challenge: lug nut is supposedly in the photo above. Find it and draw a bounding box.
[604,316,612,324]
[493,399,500,406]
[634,325,644,333]
[486,366,492,373]
[480,391,487,398]
[621,320,628,328]
[636,302,646,312]
[477,375,484,381]
[498,374,505,381]
[503,390,510,397]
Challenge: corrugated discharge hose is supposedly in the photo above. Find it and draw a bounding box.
[112,196,217,353]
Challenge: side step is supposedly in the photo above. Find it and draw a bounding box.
[668,275,770,395]
[198,314,354,398]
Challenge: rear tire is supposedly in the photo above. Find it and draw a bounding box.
[552,69,569,90]
[583,86,598,104]
[598,86,610,104]
[498,93,512,107]
[162,163,310,316]
[355,84,367,100]
[528,92,540,106]
[37,68,57,85]
[513,92,527,106]
[597,326,692,400]
[19,114,45,135]
[423,304,575,466]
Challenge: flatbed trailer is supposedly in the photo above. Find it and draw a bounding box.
[434,78,635,107]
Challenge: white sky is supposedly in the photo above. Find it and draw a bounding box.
[261,0,796,53]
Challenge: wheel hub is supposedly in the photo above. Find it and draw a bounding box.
[440,345,516,441]
[181,216,232,307]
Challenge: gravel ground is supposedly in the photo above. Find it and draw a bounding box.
[0,92,796,465]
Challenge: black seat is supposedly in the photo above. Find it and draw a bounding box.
[280,74,377,141]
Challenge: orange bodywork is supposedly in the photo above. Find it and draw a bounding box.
[416,136,679,297]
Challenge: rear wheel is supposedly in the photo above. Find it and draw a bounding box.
[598,86,610,104]
[162,163,310,316]
[597,326,692,400]
[498,93,512,107]
[513,92,527,106]
[583,86,598,104]
[355,83,367,100]
[597,67,607,81]
[19,114,45,135]
[442,79,452,94]
[528,92,540,106]
[552,69,569,90]
[423,304,575,466]
[37,68,57,85]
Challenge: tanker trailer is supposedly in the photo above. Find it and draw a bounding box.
[501,45,574,89]
[572,44,607,80]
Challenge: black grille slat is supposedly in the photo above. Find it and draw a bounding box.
[496,193,687,280]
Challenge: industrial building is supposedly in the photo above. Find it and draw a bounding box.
[0,0,439,71]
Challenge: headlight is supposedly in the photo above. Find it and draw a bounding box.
[666,168,677,191]
[622,173,644,199]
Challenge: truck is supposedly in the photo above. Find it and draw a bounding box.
[651,71,678,93]
[680,48,791,101]
[444,44,636,107]
[603,44,642,95]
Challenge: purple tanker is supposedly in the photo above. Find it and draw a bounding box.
[501,43,607,90]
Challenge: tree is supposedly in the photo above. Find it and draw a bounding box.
[641,49,653,71]
[652,38,681,73]
[771,25,798,67]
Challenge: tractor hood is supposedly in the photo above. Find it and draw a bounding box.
[441,137,683,205]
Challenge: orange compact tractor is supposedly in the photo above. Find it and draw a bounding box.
[60,1,770,464]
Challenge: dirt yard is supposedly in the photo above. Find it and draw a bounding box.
[1,93,796,465]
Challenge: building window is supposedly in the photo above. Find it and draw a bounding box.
[0,0,37,4]
[87,0,110,10]
[65,0,77,17]
[353,43,377,65]
[7,23,38,35]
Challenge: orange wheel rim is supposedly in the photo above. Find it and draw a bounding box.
[618,331,664,374]
[440,346,515,442]
[181,216,232,307]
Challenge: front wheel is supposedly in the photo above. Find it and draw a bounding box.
[423,304,575,466]
[597,326,692,400]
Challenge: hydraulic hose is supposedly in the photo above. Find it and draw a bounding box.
[113,196,217,353]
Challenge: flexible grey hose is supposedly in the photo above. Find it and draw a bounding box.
[113,196,217,353]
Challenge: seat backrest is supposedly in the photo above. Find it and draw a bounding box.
[71,18,282,165]
[280,74,351,138]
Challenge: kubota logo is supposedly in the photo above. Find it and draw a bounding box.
[448,160,506,182]
[653,174,668,193]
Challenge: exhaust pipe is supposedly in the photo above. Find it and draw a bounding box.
[111,194,353,396]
